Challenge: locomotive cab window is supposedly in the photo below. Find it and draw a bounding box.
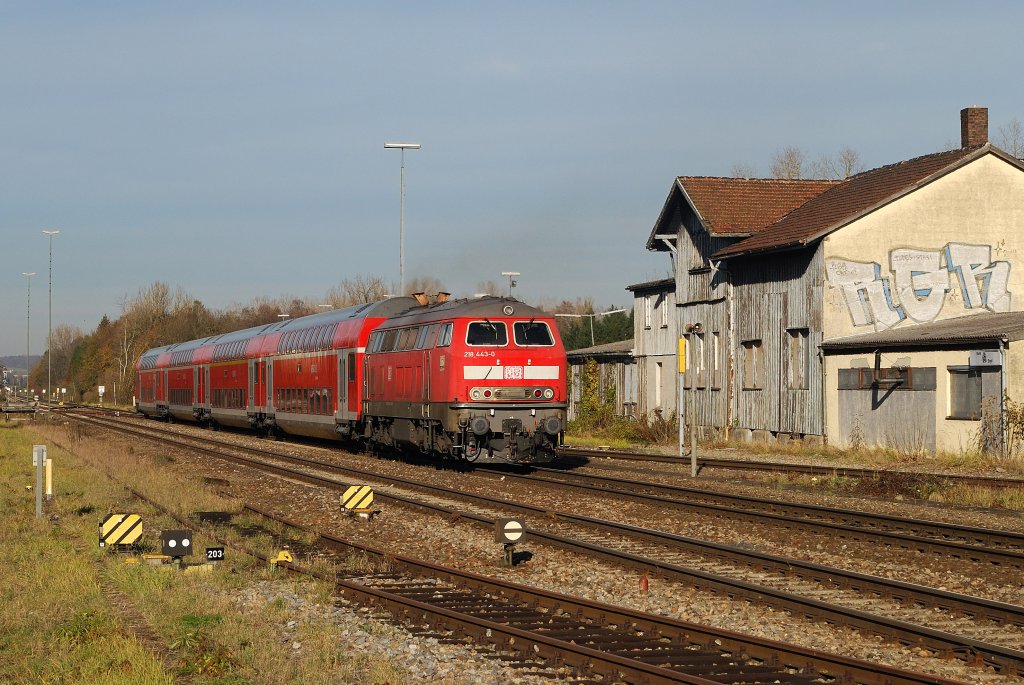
[513,321,554,346]
[467,321,508,346]
[437,322,453,347]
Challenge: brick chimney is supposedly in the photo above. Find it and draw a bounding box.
[960,106,988,147]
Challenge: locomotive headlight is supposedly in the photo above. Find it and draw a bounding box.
[542,388,554,399]
[471,388,482,400]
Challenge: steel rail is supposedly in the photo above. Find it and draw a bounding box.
[480,465,1024,566]
[246,503,971,685]
[558,447,1024,491]
[116,475,944,685]
[69,412,1024,674]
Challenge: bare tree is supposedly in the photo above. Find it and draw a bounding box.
[406,275,446,299]
[730,162,758,178]
[475,280,501,296]
[998,118,1024,158]
[770,146,806,180]
[812,146,864,179]
[324,275,389,307]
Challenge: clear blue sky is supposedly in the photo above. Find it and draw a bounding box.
[2,1,1022,355]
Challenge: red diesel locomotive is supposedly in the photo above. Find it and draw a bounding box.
[135,294,567,464]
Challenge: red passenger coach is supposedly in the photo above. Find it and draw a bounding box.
[135,295,567,465]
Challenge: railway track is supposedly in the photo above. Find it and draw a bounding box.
[63,411,1024,675]
[478,464,1024,567]
[558,446,1024,491]
[119,479,972,685]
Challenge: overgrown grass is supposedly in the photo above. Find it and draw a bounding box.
[2,420,414,684]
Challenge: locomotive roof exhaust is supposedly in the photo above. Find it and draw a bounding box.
[435,292,451,304]
[412,292,429,306]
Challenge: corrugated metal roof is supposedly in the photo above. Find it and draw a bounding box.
[567,338,634,359]
[626,277,674,292]
[820,311,1024,351]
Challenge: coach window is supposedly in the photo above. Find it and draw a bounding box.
[367,332,380,353]
[467,321,508,346]
[513,321,554,346]
[437,322,453,347]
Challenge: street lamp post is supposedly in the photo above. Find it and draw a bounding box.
[42,230,59,406]
[21,272,35,390]
[555,309,627,347]
[384,142,421,296]
[501,271,520,298]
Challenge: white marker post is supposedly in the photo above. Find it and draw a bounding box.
[33,445,46,518]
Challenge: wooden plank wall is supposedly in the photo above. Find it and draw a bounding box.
[730,247,825,436]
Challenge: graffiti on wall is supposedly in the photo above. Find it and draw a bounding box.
[826,242,1011,331]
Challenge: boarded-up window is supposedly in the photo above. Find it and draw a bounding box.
[742,339,763,390]
[643,296,652,329]
[949,369,982,420]
[787,329,809,390]
[659,295,669,328]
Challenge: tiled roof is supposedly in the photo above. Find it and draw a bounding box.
[678,177,838,236]
[820,311,1024,350]
[714,146,990,259]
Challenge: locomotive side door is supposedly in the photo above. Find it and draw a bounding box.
[193,365,199,409]
[421,349,430,417]
[204,366,211,408]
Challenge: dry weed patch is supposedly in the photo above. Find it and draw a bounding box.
[3,420,415,684]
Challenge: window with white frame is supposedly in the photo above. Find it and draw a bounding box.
[660,295,669,328]
[644,296,652,329]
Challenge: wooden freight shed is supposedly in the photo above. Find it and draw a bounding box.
[643,106,1024,448]
[625,278,678,418]
[566,339,637,422]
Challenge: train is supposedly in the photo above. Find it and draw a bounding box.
[135,293,567,464]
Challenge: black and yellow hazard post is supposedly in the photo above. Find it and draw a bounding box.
[495,518,526,567]
[98,514,144,555]
[340,485,376,520]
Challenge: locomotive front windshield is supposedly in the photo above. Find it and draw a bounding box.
[466,321,507,345]
[513,321,554,346]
